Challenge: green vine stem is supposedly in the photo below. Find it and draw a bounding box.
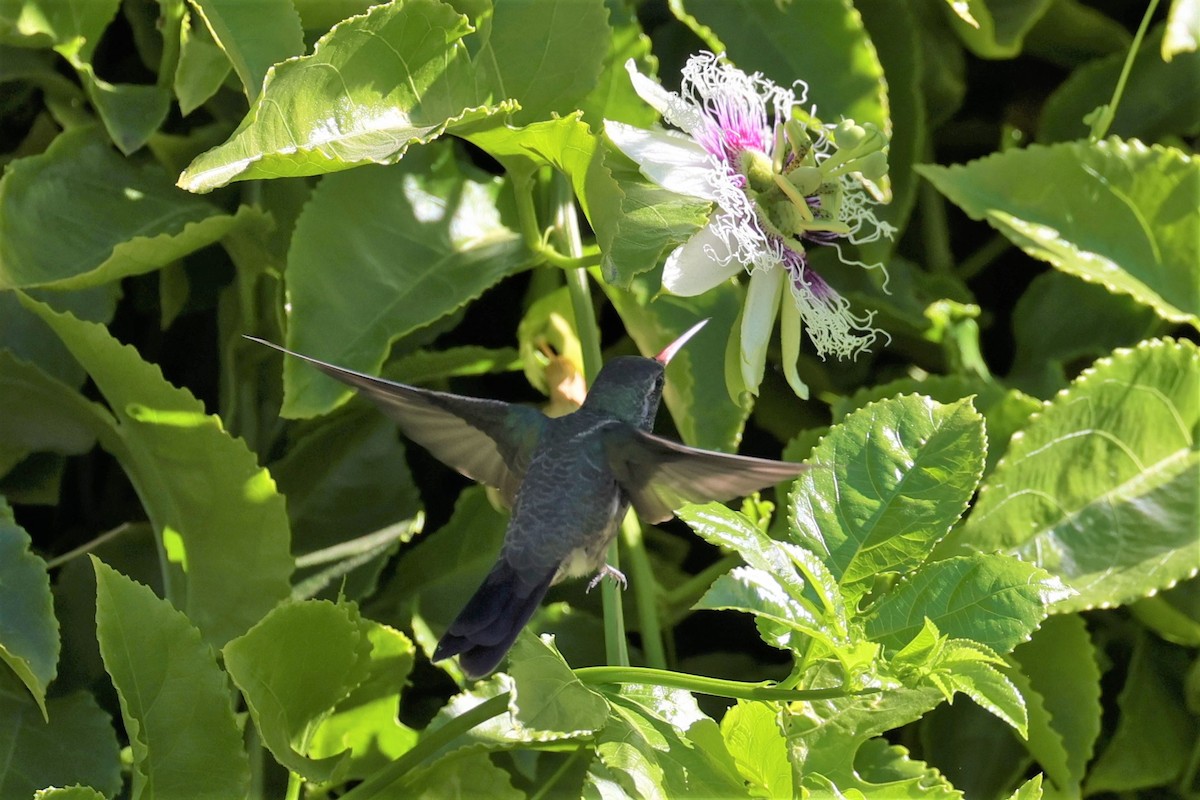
[620,513,668,669]
[1089,0,1160,141]
[575,666,880,702]
[341,692,511,800]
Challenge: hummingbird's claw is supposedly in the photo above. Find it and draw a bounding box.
[586,564,628,592]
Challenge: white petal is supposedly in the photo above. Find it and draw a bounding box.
[624,59,703,135]
[662,222,742,297]
[604,121,718,201]
[740,267,784,395]
[624,59,674,117]
[779,299,810,399]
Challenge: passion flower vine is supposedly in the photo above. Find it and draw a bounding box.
[605,52,895,398]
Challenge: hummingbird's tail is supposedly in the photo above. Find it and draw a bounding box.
[432,558,556,679]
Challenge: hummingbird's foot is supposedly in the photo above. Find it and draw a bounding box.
[586,564,627,592]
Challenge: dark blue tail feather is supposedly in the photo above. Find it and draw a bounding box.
[432,558,555,679]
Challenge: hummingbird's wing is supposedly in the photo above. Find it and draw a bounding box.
[604,426,809,523]
[248,337,547,505]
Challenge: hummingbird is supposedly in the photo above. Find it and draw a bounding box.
[249,320,807,678]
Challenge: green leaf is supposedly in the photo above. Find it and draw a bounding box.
[1009,613,1101,793]
[790,395,986,600]
[20,295,294,646]
[400,750,524,799]
[1040,25,1200,143]
[937,0,1053,58]
[0,127,251,290]
[604,274,750,450]
[960,338,1200,612]
[0,0,118,53]
[188,0,304,101]
[816,737,961,798]
[424,633,608,752]
[597,150,711,288]
[0,497,58,719]
[832,373,1041,473]
[942,658,1028,738]
[388,345,522,384]
[865,554,1067,654]
[589,686,750,799]
[720,701,793,798]
[273,410,421,600]
[0,680,121,800]
[1008,270,1160,397]
[917,139,1200,329]
[1006,774,1043,800]
[696,566,828,651]
[471,0,609,126]
[370,486,508,661]
[281,143,531,417]
[223,600,373,783]
[93,558,249,799]
[174,10,232,116]
[785,687,945,787]
[577,0,656,129]
[1024,0,1130,68]
[178,0,510,192]
[1084,632,1197,793]
[462,113,622,245]
[308,621,419,779]
[0,351,102,460]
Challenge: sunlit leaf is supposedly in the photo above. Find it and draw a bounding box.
[178,0,510,192]
[918,140,1200,329]
[720,701,792,798]
[791,395,986,601]
[865,554,1067,654]
[959,338,1200,611]
[223,600,372,782]
[94,558,249,799]
[308,621,418,779]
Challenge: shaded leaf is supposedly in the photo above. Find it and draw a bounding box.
[918,139,1200,329]
[20,296,294,646]
[0,679,121,800]
[94,558,249,800]
[174,10,232,116]
[188,0,304,100]
[223,600,373,783]
[1084,632,1197,793]
[0,127,249,290]
[791,395,986,600]
[938,0,1053,58]
[960,338,1200,612]
[1009,613,1101,793]
[1040,25,1200,144]
[0,497,58,718]
[281,143,531,417]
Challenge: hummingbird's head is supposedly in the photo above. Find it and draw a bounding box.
[583,320,708,427]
